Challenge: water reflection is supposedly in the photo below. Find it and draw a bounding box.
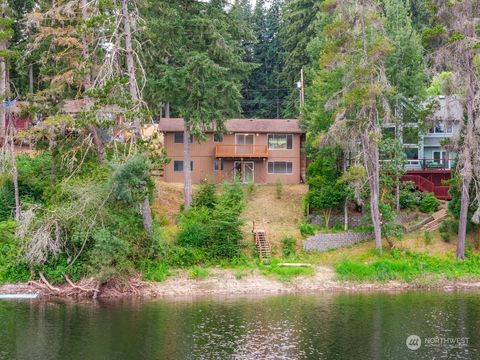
[0,292,479,359]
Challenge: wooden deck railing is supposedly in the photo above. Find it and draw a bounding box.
[215,144,269,158]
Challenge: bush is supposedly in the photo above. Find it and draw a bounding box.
[298,222,315,237]
[141,261,170,282]
[399,189,418,209]
[275,177,283,199]
[192,182,217,209]
[0,221,30,283]
[423,231,433,245]
[164,246,207,267]
[176,183,245,260]
[188,266,210,279]
[439,217,457,243]
[419,193,440,213]
[282,236,297,257]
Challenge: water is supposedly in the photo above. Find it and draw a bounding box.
[0,291,479,360]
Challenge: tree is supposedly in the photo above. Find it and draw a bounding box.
[427,0,479,259]
[0,0,14,142]
[319,0,393,252]
[379,138,406,212]
[143,0,252,207]
[384,0,427,100]
[279,0,323,116]
[240,0,286,118]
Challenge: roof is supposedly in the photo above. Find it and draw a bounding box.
[157,118,304,134]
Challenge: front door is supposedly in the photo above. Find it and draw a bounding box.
[433,151,449,168]
[234,161,254,183]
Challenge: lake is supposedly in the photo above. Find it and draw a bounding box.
[0,291,478,359]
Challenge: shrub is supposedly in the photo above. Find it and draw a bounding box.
[188,266,209,279]
[192,181,217,209]
[141,261,170,282]
[89,229,132,281]
[423,231,433,245]
[282,236,297,257]
[165,246,207,267]
[298,221,315,237]
[0,221,30,283]
[176,183,245,260]
[399,189,418,209]
[419,193,440,213]
[439,217,457,243]
[275,177,283,199]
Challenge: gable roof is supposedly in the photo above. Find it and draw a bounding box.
[157,118,304,134]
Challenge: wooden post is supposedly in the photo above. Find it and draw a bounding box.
[263,158,266,183]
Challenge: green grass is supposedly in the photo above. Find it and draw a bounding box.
[141,262,171,282]
[188,266,210,279]
[259,258,314,281]
[335,249,480,282]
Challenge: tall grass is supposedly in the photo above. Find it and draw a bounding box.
[336,249,480,282]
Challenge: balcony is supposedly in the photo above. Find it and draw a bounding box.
[215,144,269,158]
[405,158,455,171]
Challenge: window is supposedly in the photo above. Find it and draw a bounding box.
[267,161,293,174]
[403,127,418,145]
[429,122,452,134]
[173,132,193,143]
[404,147,419,160]
[268,134,293,150]
[236,134,254,144]
[214,159,224,171]
[173,160,183,171]
[173,160,193,172]
[213,133,223,143]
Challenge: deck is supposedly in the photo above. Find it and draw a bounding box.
[215,144,269,158]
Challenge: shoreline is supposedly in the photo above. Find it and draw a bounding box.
[3,266,480,300]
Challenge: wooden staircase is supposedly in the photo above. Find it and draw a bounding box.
[421,208,448,232]
[253,222,271,261]
[401,174,451,200]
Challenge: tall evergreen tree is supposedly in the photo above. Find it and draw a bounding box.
[0,0,14,141]
[240,0,286,118]
[144,0,252,207]
[384,0,426,100]
[319,0,393,252]
[279,0,323,117]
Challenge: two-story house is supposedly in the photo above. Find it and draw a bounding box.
[157,118,306,184]
[397,96,463,200]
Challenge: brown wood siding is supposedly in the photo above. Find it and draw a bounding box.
[162,132,302,184]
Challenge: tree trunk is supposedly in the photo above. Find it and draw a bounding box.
[87,124,105,162]
[343,150,348,231]
[164,101,170,118]
[121,0,141,137]
[364,134,382,252]
[457,58,475,260]
[142,196,153,232]
[395,182,400,213]
[184,126,192,208]
[0,55,5,143]
[8,123,20,220]
[28,63,33,94]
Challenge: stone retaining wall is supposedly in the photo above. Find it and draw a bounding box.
[303,232,372,252]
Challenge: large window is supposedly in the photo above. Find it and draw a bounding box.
[174,132,193,143]
[429,121,452,134]
[268,134,293,150]
[173,160,193,172]
[267,161,293,174]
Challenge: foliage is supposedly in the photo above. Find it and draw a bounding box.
[176,183,245,260]
[192,182,217,209]
[0,221,30,283]
[399,182,421,209]
[282,236,297,257]
[275,177,283,199]
[188,266,210,279]
[423,231,433,245]
[298,221,315,237]
[419,193,440,213]
[336,249,480,282]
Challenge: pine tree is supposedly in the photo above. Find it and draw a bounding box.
[319,0,393,252]
[279,0,323,117]
[0,0,14,141]
[144,0,252,207]
[384,0,427,100]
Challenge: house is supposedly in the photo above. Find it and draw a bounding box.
[395,96,463,200]
[157,118,306,184]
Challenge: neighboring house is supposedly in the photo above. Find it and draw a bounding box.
[390,96,463,200]
[157,118,306,184]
